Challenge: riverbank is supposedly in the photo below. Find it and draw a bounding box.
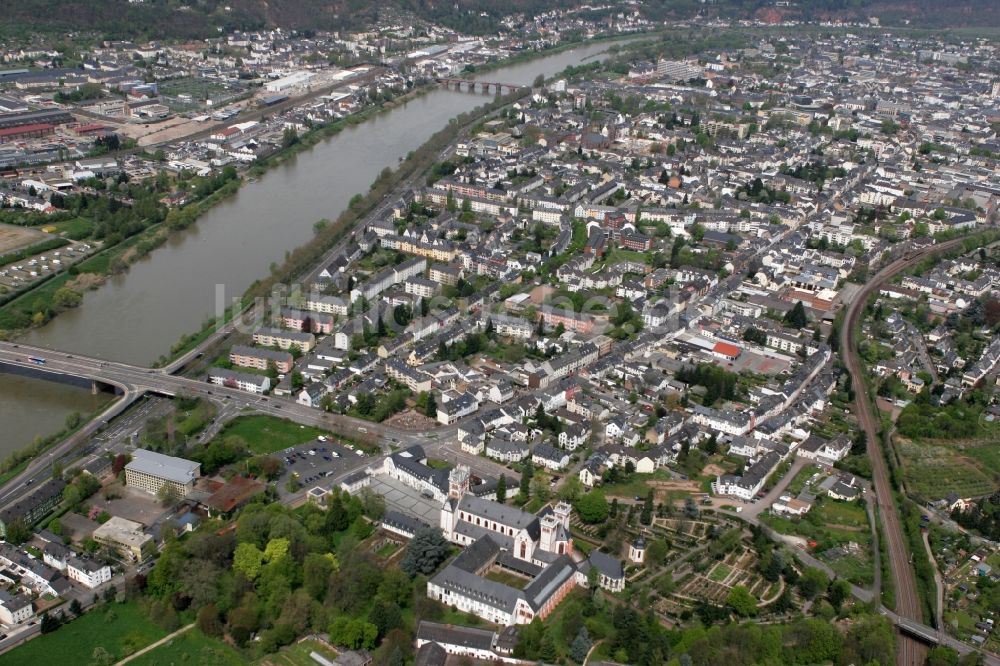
[4,36,636,453]
[0,37,628,342]
[155,85,528,368]
[149,38,641,367]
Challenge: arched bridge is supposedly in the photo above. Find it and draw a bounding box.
[437,78,527,95]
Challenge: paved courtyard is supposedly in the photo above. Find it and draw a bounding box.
[96,486,171,526]
[368,474,442,525]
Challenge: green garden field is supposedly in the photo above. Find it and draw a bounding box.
[0,603,165,666]
[217,415,332,454]
[127,627,243,666]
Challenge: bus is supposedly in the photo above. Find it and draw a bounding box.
[27,356,45,365]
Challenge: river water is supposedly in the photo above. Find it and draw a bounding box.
[1,39,625,453]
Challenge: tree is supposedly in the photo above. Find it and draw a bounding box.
[726,585,757,617]
[325,495,350,533]
[39,612,61,634]
[358,487,386,520]
[496,474,507,503]
[558,475,583,502]
[399,526,450,577]
[111,453,130,476]
[53,287,82,309]
[570,626,592,663]
[423,391,437,418]
[538,631,558,662]
[785,300,808,328]
[519,462,533,500]
[798,567,829,600]
[227,602,260,647]
[233,542,265,581]
[640,489,654,525]
[156,482,180,508]
[329,616,378,650]
[703,433,718,455]
[69,598,82,617]
[197,604,223,637]
[90,647,113,666]
[743,326,767,345]
[827,578,851,610]
[575,491,610,524]
[368,600,403,639]
[926,647,961,666]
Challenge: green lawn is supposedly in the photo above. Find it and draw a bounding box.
[50,217,95,240]
[708,563,732,582]
[217,415,332,454]
[964,442,1000,479]
[485,569,530,589]
[897,440,998,500]
[601,247,650,267]
[0,602,166,666]
[761,500,869,544]
[786,464,822,495]
[376,542,401,558]
[599,470,673,499]
[761,499,874,586]
[127,627,243,666]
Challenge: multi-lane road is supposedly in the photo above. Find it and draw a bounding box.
[841,237,970,666]
[0,341,450,496]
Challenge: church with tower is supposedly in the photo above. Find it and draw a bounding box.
[427,465,626,626]
[440,465,574,566]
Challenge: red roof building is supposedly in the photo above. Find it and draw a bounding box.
[712,341,741,360]
[0,123,54,143]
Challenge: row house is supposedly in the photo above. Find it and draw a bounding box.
[305,294,349,316]
[281,308,334,335]
[537,306,599,335]
[351,257,427,303]
[229,345,294,374]
[482,313,533,340]
[691,405,755,436]
[252,327,315,352]
[380,233,459,262]
[428,263,463,286]
[438,392,480,425]
[712,451,780,501]
[208,368,271,394]
[385,358,433,393]
[485,437,530,463]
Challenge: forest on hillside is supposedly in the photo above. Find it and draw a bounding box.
[3,0,1000,43]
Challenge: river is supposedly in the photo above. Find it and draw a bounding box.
[1,38,627,453]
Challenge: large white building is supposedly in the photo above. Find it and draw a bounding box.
[66,556,113,589]
[264,70,314,92]
[0,590,33,625]
[125,449,201,498]
[712,452,780,501]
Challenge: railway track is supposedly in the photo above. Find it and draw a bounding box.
[841,238,970,665]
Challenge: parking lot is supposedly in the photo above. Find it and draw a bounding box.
[278,439,366,497]
[368,474,442,525]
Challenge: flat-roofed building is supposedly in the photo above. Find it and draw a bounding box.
[125,449,200,498]
[92,516,155,562]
